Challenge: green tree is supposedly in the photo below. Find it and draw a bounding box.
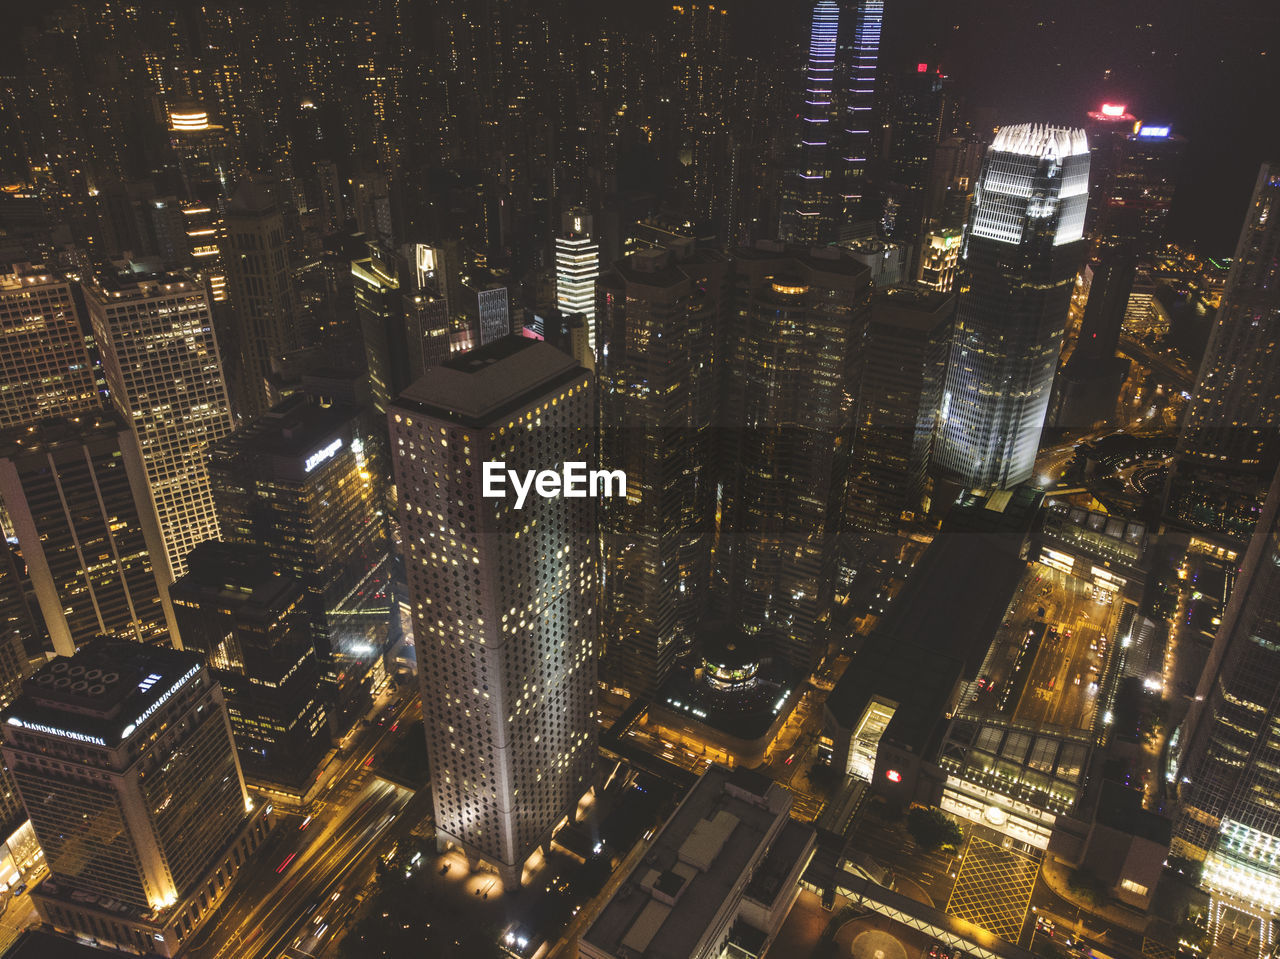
[1067,866,1109,906]
[906,806,963,852]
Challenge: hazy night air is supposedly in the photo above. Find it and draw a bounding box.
[0,1,1275,958]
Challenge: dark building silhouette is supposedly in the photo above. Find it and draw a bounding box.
[170,542,331,809]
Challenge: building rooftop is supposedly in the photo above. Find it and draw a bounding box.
[227,176,278,215]
[84,265,201,299]
[0,263,62,291]
[170,542,303,622]
[826,639,963,754]
[395,338,584,427]
[583,765,806,959]
[991,123,1088,159]
[0,410,123,461]
[212,393,356,465]
[874,532,1026,672]
[872,286,957,329]
[607,244,726,289]
[942,485,1044,545]
[1,639,202,746]
[734,241,872,281]
[1093,780,1172,845]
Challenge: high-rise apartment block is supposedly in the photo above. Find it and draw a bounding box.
[0,266,98,430]
[83,268,235,578]
[0,412,176,656]
[933,124,1090,489]
[597,242,728,698]
[1,640,269,956]
[389,339,597,885]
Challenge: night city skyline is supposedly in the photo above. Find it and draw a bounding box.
[0,1,1277,958]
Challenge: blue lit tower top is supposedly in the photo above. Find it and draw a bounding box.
[841,0,883,224]
[934,123,1091,490]
[779,1,841,243]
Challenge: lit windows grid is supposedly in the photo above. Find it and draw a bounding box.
[390,377,596,876]
[0,275,99,430]
[84,281,235,578]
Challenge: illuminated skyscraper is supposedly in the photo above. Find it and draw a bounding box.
[840,0,884,229]
[918,227,963,292]
[83,268,235,578]
[1083,103,1186,255]
[715,243,871,669]
[0,412,176,657]
[0,640,268,956]
[223,178,300,419]
[778,1,841,244]
[555,209,600,356]
[933,124,1091,490]
[596,242,728,698]
[1083,102,1138,240]
[389,339,596,886]
[1167,163,1280,542]
[1173,466,1280,933]
[0,266,98,430]
[1178,163,1280,473]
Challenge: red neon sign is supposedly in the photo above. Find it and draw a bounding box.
[886,769,902,783]
[1100,103,1126,118]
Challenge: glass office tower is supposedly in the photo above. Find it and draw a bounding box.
[933,124,1090,489]
[1174,465,1280,935]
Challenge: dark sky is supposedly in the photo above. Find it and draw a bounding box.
[741,0,1280,254]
